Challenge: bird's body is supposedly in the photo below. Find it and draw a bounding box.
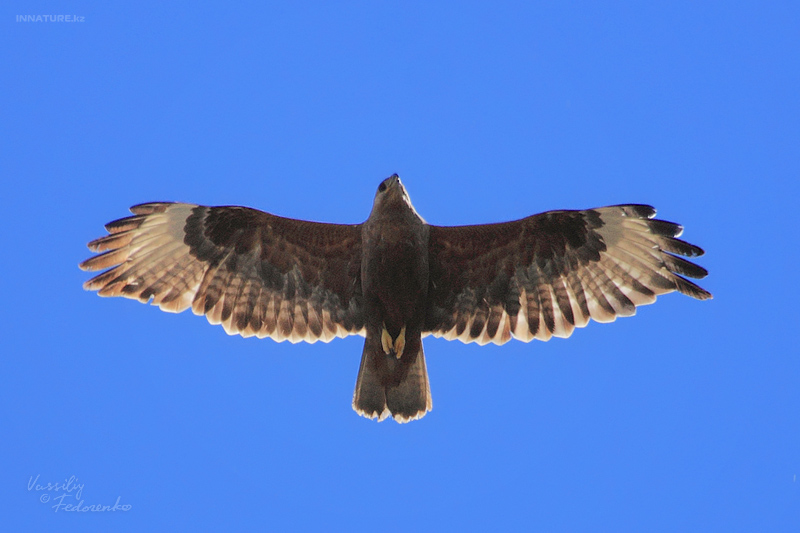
[81,174,711,423]
[358,176,432,420]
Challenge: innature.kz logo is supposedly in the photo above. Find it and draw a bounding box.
[17,15,85,22]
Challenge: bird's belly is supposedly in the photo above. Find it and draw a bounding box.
[363,239,429,333]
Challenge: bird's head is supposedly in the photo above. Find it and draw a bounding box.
[376,173,403,197]
[370,174,424,222]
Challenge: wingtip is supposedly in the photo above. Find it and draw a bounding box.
[129,202,174,215]
[625,204,657,219]
[674,275,713,301]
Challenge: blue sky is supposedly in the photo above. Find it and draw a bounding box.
[4,2,799,531]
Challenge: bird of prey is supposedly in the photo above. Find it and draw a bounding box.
[80,174,711,423]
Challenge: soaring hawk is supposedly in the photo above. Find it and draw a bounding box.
[80,174,711,422]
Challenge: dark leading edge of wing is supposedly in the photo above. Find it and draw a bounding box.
[424,204,711,345]
[80,202,366,342]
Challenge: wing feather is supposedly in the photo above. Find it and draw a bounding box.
[425,204,711,345]
[80,202,365,343]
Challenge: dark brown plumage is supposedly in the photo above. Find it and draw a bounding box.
[80,174,711,422]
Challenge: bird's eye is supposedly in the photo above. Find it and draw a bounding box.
[378,182,387,193]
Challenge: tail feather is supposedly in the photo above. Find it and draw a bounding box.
[352,336,432,423]
[352,344,391,422]
[386,346,432,423]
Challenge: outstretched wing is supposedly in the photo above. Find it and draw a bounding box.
[80,202,365,342]
[424,204,711,345]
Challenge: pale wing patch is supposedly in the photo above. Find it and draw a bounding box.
[425,205,709,346]
[81,202,365,343]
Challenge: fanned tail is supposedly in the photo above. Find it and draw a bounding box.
[352,334,432,423]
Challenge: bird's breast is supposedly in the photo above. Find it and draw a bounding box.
[361,220,430,331]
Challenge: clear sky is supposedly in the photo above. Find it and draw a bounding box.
[4,2,799,531]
